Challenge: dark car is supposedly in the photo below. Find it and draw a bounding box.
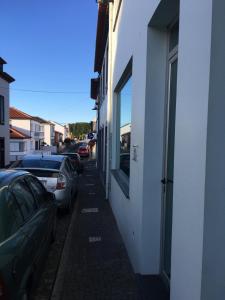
[61,152,84,174]
[0,170,57,300]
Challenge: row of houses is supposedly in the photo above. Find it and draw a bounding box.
[0,58,69,167]
[91,1,225,299]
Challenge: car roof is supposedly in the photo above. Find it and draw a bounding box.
[61,152,78,155]
[0,169,29,188]
[20,154,66,162]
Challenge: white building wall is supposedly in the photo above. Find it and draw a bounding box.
[107,0,225,299]
[10,138,31,161]
[51,121,67,141]
[10,119,31,136]
[44,124,51,145]
[0,77,10,165]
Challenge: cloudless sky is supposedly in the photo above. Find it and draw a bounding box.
[0,0,98,124]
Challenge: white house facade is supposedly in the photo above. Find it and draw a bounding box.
[33,117,55,146]
[10,126,31,161]
[10,107,43,151]
[0,58,15,167]
[92,1,225,299]
[50,121,68,142]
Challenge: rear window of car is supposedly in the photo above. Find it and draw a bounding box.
[62,153,77,159]
[11,159,61,170]
[25,170,59,178]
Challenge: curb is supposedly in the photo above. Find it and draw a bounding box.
[50,200,79,300]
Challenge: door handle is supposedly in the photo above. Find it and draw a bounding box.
[161,178,173,184]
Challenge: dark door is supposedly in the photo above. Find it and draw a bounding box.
[162,55,178,281]
[0,138,5,167]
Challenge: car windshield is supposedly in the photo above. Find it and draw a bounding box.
[11,159,61,170]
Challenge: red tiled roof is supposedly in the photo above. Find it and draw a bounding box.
[10,107,33,119]
[10,126,31,139]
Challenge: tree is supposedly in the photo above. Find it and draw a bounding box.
[69,122,91,138]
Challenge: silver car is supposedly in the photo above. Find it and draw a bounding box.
[10,155,78,211]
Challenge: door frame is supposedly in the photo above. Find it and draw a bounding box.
[160,48,178,286]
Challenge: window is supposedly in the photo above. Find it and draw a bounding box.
[0,191,24,242]
[10,159,61,169]
[12,180,37,220]
[10,142,26,152]
[0,95,4,125]
[25,176,46,206]
[118,77,132,177]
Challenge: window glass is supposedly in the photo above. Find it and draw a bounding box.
[25,176,46,206]
[0,189,23,242]
[10,159,61,169]
[12,180,37,220]
[64,159,73,174]
[119,77,132,177]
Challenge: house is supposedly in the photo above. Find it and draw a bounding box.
[0,58,15,167]
[9,126,31,161]
[10,107,43,151]
[91,0,225,299]
[33,116,55,146]
[50,120,69,142]
[54,130,63,145]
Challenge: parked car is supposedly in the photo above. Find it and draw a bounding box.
[10,155,78,211]
[0,169,56,300]
[78,144,90,157]
[61,152,84,174]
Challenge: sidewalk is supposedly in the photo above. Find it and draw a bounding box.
[51,159,140,300]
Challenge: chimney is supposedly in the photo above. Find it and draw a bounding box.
[0,58,7,73]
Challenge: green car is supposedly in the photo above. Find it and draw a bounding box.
[0,170,57,300]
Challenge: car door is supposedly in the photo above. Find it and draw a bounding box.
[65,158,78,196]
[24,175,55,268]
[10,178,42,285]
[0,188,29,300]
[62,159,75,197]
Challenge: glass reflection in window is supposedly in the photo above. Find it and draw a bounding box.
[119,77,132,177]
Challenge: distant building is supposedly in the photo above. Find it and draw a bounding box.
[10,126,31,161]
[50,121,68,142]
[33,116,55,146]
[10,107,43,151]
[0,58,15,167]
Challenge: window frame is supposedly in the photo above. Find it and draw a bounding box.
[112,58,132,198]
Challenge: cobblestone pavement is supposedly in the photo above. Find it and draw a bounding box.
[51,159,140,300]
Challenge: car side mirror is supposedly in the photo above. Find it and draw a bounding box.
[46,191,56,202]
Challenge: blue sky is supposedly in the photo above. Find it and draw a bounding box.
[0,0,98,124]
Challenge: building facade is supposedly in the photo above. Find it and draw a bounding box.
[10,107,43,151]
[50,121,68,142]
[33,117,55,146]
[10,126,31,161]
[91,1,225,299]
[0,58,15,167]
